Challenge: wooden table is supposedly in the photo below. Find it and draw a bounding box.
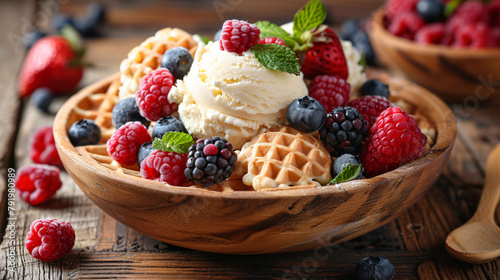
[1,0,500,279]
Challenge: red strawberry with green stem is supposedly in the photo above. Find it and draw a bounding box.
[18,26,85,97]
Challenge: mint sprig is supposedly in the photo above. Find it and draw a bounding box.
[358,52,367,73]
[251,43,301,75]
[152,132,194,154]
[254,21,297,49]
[329,164,362,185]
[444,0,462,17]
[293,0,327,41]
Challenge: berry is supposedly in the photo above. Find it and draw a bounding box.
[135,68,177,121]
[26,219,75,262]
[15,164,62,205]
[308,74,350,113]
[489,0,500,26]
[213,28,222,41]
[219,20,260,54]
[18,36,83,97]
[137,141,154,166]
[453,22,491,49]
[319,107,368,157]
[415,23,446,45]
[106,122,152,166]
[386,0,418,19]
[152,116,188,139]
[185,137,237,187]
[417,0,445,23]
[388,11,425,40]
[30,88,54,114]
[68,119,102,146]
[355,256,395,280]
[452,1,489,25]
[351,31,376,66]
[23,30,47,50]
[333,154,363,180]
[259,37,287,46]
[140,150,188,186]
[347,96,393,128]
[360,107,427,177]
[360,79,390,99]
[112,97,150,129]
[300,28,348,79]
[340,19,361,41]
[31,126,63,168]
[74,3,106,37]
[286,96,326,133]
[161,47,194,80]
[51,14,75,31]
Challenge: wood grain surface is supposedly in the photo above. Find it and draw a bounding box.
[1,0,500,279]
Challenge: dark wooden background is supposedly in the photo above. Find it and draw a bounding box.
[1,0,500,279]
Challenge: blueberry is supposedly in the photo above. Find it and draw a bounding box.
[352,31,375,66]
[213,29,222,41]
[30,88,54,114]
[417,0,445,23]
[52,14,75,31]
[333,154,363,179]
[152,116,188,140]
[23,30,46,50]
[137,141,154,166]
[74,3,107,37]
[360,80,390,99]
[112,97,150,129]
[68,119,101,146]
[286,96,326,133]
[355,256,395,280]
[340,19,360,41]
[161,47,193,80]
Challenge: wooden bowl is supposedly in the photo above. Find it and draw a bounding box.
[54,71,456,254]
[370,8,500,103]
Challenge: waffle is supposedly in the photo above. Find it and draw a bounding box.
[118,28,198,99]
[234,126,333,190]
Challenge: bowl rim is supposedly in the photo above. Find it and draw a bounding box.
[370,7,500,56]
[54,71,456,200]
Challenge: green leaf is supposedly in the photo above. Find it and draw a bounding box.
[329,164,362,185]
[444,0,462,18]
[293,0,327,40]
[251,43,301,75]
[254,21,297,49]
[194,34,211,44]
[152,132,194,154]
[61,24,85,62]
[358,52,367,73]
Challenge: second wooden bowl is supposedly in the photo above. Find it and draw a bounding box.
[370,8,500,103]
[54,71,456,254]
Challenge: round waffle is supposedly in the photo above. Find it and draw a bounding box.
[119,28,198,99]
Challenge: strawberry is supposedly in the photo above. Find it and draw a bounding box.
[18,32,83,97]
[299,28,348,80]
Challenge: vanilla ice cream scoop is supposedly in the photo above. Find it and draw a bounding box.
[169,42,308,148]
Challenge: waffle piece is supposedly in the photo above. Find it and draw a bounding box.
[235,126,333,190]
[119,28,198,99]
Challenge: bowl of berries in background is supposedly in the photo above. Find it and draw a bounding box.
[370,0,500,103]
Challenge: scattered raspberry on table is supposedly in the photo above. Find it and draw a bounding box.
[26,218,75,262]
[15,164,62,205]
[31,126,63,168]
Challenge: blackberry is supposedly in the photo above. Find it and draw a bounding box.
[319,106,368,157]
[112,97,150,129]
[184,137,237,187]
[152,116,187,140]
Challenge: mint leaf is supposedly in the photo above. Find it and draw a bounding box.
[194,34,211,44]
[254,21,297,49]
[152,132,194,154]
[445,0,462,17]
[293,0,327,40]
[329,164,362,185]
[251,43,301,75]
[358,52,367,73]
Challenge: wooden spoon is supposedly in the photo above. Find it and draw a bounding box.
[445,144,500,263]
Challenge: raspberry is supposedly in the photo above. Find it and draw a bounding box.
[453,1,489,24]
[347,96,393,128]
[490,27,500,47]
[185,137,237,187]
[15,164,62,205]
[415,23,446,45]
[388,11,425,40]
[454,22,491,49]
[106,122,152,166]
[489,0,500,26]
[259,37,287,46]
[219,20,260,54]
[140,150,188,186]
[30,126,63,168]
[360,107,427,177]
[135,69,177,122]
[26,219,75,262]
[386,0,418,19]
[308,75,350,114]
[319,106,368,157]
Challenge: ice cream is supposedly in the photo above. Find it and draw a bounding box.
[169,42,308,148]
[341,40,367,96]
